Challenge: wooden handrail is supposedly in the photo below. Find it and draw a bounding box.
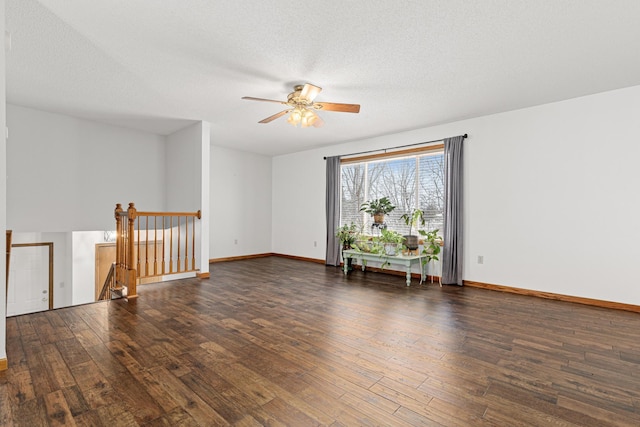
[114,203,201,299]
[98,262,116,301]
[136,210,202,218]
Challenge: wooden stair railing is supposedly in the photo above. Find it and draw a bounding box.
[114,203,201,299]
[97,262,124,301]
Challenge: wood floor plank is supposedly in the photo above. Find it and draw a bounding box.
[4,367,36,406]
[392,405,450,427]
[185,358,277,406]
[110,380,164,424]
[41,343,77,390]
[4,257,640,425]
[0,378,16,427]
[139,407,199,427]
[556,393,640,426]
[81,342,129,379]
[368,376,436,414]
[260,396,321,427]
[339,391,415,426]
[21,335,57,398]
[72,410,105,427]
[43,389,76,427]
[60,385,91,418]
[12,396,49,427]
[94,403,139,427]
[15,314,37,337]
[484,380,604,426]
[147,366,229,426]
[175,368,250,423]
[5,318,29,372]
[232,414,266,427]
[55,337,92,368]
[72,327,104,350]
[80,382,119,412]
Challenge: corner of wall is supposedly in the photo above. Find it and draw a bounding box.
[1,0,9,362]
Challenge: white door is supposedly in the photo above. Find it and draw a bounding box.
[7,245,50,316]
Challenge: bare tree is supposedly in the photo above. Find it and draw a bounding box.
[419,155,444,230]
[368,158,416,232]
[341,164,365,228]
[340,153,445,233]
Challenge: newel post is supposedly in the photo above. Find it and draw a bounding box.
[126,203,138,298]
[114,204,123,285]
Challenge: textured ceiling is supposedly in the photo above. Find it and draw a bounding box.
[6,1,640,156]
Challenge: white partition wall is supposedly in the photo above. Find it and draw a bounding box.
[1,0,7,366]
[210,145,272,259]
[6,105,167,231]
[6,104,170,313]
[71,231,103,306]
[166,121,210,274]
[200,123,210,275]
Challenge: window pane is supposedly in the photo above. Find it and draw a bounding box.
[339,149,444,237]
[368,157,415,233]
[419,153,444,232]
[340,163,365,230]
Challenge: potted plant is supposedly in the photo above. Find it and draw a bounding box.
[360,197,396,224]
[336,223,358,250]
[354,236,373,253]
[400,209,425,250]
[419,228,442,265]
[379,228,405,256]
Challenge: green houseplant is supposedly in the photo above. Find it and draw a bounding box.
[419,228,442,265]
[336,223,358,250]
[379,228,405,256]
[360,197,396,224]
[400,209,425,250]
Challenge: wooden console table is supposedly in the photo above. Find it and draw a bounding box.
[342,249,427,286]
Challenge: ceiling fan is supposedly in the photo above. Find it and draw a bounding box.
[242,83,360,128]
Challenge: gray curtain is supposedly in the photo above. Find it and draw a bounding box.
[442,135,465,285]
[325,156,341,266]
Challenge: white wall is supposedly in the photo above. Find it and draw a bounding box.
[71,231,103,306]
[5,105,170,313]
[272,84,640,306]
[166,121,210,272]
[166,122,203,211]
[1,0,7,363]
[272,150,325,259]
[210,145,272,259]
[6,104,166,232]
[199,124,210,273]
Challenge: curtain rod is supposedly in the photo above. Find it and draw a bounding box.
[323,133,467,160]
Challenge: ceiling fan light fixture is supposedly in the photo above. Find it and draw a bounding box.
[242,83,359,127]
[287,107,319,127]
[302,109,319,128]
[287,107,304,126]
[301,116,311,128]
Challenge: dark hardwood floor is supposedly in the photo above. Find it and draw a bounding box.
[2,256,640,426]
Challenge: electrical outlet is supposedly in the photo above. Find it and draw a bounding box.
[477,255,484,264]
[314,241,317,247]
[234,239,238,245]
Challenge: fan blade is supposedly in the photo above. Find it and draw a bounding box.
[258,109,291,124]
[312,114,325,128]
[242,96,288,105]
[314,102,360,113]
[299,83,322,102]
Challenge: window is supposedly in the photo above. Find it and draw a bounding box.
[340,146,444,234]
